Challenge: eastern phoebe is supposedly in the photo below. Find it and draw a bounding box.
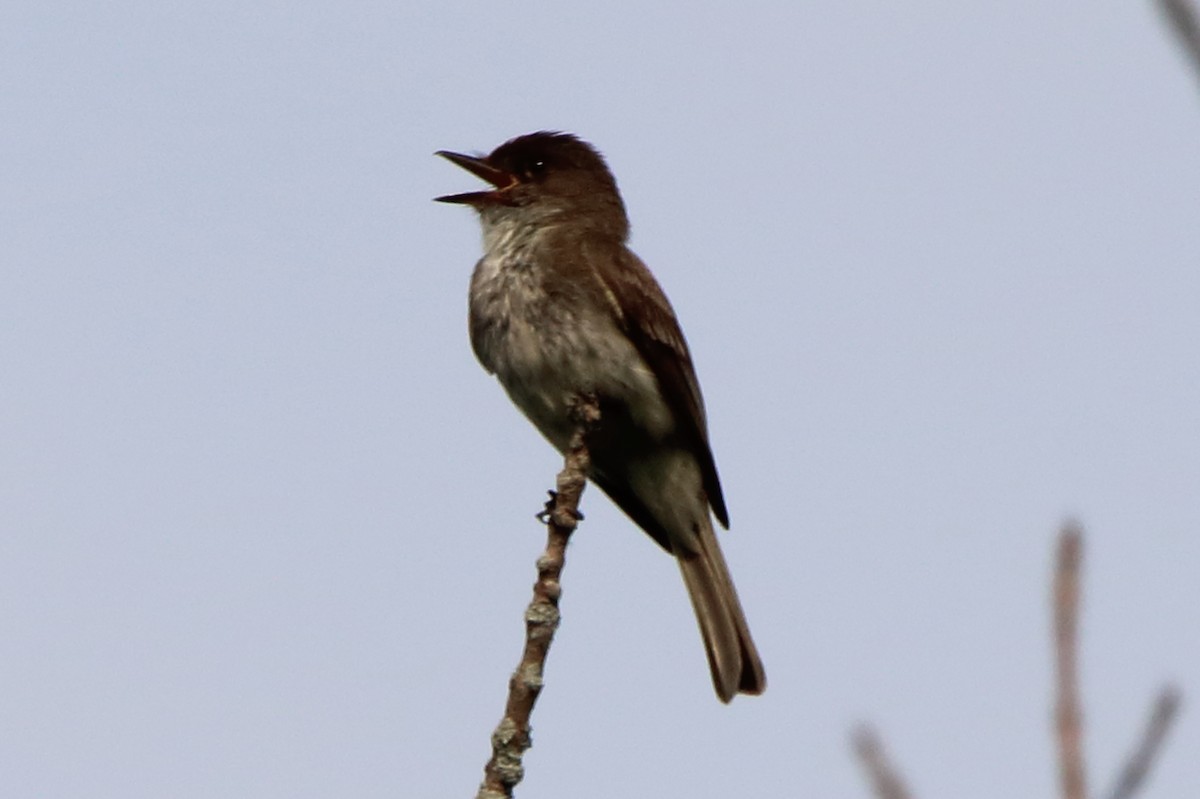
[435,131,765,702]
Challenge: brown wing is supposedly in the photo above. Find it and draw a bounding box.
[590,245,729,528]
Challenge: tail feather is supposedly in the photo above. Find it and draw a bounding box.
[676,520,766,702]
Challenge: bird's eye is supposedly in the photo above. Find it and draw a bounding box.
[525,159,547,180]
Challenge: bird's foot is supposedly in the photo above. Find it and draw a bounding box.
[536,490,584,524]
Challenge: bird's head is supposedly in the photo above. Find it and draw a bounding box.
[436,131,628,238]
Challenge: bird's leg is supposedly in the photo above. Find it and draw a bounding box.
[536,490,584,523]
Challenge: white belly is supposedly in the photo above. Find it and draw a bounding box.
[470,246,673,452]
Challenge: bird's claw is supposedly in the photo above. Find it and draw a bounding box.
[535,491,557,523]
[536,490,584,524]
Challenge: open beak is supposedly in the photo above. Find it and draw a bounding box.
[434,150,518,204]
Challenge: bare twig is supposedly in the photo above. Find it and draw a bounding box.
[475,395,599,799]
[852,524,1183,799]
[1157,0,1200,86]
[1054,522,1088,799]
[852,725,915,799]
[1104,686,1184,799]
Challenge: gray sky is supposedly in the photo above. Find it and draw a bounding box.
[3,2,1198,797]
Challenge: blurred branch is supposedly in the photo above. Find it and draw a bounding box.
[853,522,1183,799]
[1104,686,1184,799]
[1053,522,1088,799]
[475,395,599,799]
[1157,0,1200,85]
[852,725,915,799]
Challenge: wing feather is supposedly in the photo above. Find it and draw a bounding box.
[590,247,729,528]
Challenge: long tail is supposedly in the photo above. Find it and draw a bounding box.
[676,519,766,702]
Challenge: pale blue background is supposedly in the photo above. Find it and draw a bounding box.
[3,3,1198,797]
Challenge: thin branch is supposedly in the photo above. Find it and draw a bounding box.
[1053,522,1087,799]
[1104,685,1184,799]
[475,395,599,799]
[1157,0,1200,86]
[852,725,915,799]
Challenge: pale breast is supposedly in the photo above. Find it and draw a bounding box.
[468,221,673,450]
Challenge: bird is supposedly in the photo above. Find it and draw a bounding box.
[435,131,765,702]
